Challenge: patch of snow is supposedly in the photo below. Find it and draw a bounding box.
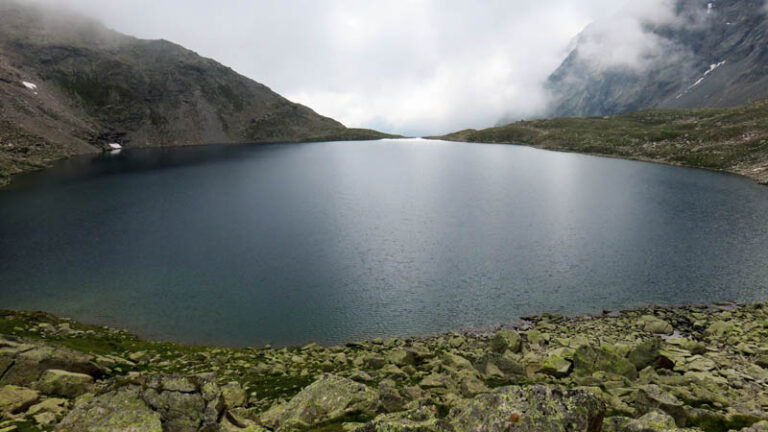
[707,2,713,14]
[21,81,37,90]
[686,60,726,91]
[107,143,122,150]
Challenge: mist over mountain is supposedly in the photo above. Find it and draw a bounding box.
[546,0,768,117]
[0,0,391,184]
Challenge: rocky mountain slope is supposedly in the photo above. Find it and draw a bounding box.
[0,302,766,431]
[0,1,394,186]
[437,100,768,184]
[547,0,768,117]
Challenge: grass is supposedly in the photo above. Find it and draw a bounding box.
[434,100,768,184]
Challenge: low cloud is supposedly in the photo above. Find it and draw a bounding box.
[27,0,636,136]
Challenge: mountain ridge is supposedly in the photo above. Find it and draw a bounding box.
[0,1,396,186]
[546,0,768,117]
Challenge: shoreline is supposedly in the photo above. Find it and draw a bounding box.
[1,300,766,431]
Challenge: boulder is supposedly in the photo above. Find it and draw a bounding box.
[354,406,449,432]
[639,316,674,335]
[221,382,247,409]
[56,386,162,432]
[628,339,661,370]
[258,374,379,430]
[447,385,605,432]
[36,369,94,397]
[573,345,637,379]
[624,409,677,432]
[490,330,522,353]
[541,354,572,377]
[0,385,39,415]
[0,344,102,387]
[141,374,223,432]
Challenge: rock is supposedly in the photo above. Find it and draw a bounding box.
[704,321,734,337]
[496,350,526,376]
[624,409,677,432]
[628,339,661,370]
[355,406,447,432]
[221,381,247,409]
[633,385,686,425]
[541,354,572,377]
[0,385,39,415]
[141,375,223,432]
[387,348,416,367]
[458,376,490,397]
[419,373,451,389]
[447,385,605,432]
[25,397,69,419]
[36,369,94,397]
[639,316,674,335]
[259,374,379,430]
[484,362,505,380]
[573,345,638,379]
[0,344,102,387]
[378,383,405,413]
[56,387,163,432]
[490,330,522,353]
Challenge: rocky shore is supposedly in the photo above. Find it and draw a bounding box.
[0,301,766,432]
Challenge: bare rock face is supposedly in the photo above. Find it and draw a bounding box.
[545,0,768,118]
[447,385,605,432]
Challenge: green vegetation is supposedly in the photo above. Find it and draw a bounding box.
[435,100,768,184]
[1,302,767,431]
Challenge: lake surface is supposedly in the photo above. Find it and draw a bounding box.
[1,139,767,347]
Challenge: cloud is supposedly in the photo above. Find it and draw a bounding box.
[27,0,629,135]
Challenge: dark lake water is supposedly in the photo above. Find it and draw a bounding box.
[1,139,767,347]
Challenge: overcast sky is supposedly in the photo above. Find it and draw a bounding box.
[31,0,639,135]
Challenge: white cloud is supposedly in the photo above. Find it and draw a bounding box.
[28,0,631,135]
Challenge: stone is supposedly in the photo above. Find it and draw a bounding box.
[628,339,661,370]
[355,406,448,432]
[419,373,451,389]
[387,348,416,367]
[141,374,223,432]
[33,411,57,426]
[484,362,505,380]
[639,316,674,335]
[540,354,572,377]
[25,397,69,419]
[490,330,522,353]
[259,374,379,430]
[221,381,247,409]
[0,385,39,415]
[447,385,605,432]
[573,344,638,379]
[56,387,162,432]
[624,409,677,432]
[0,345,102,387]
[705,321,734,337]
[36,369,94,397]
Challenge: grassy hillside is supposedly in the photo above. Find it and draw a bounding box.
[435,100,768,184]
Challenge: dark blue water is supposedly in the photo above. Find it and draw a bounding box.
[1,139,767,347]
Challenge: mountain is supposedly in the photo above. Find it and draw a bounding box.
[546,0,768,117]
[435,100,768,184]
[0,1,395,186]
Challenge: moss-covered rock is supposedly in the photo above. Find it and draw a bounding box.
[56,387,162,432]
[259,374,379,430]
[35,369,93,398]
[447,385,605,432]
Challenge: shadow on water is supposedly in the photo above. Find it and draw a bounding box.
[4,142,298,190]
